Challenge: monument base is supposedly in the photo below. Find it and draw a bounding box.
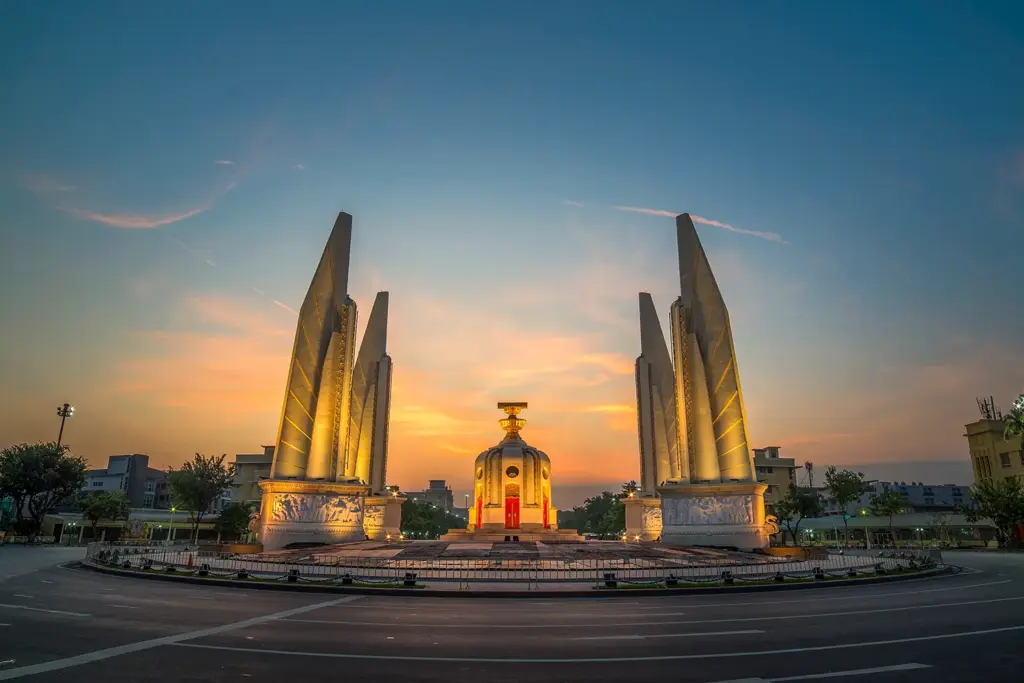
[257,480,370,552]
[657,481,769,551]
[363,495,405,540]
[441,522,584,542]
[624,496,663,541]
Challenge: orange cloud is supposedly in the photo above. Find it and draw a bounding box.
[62,205,209,229]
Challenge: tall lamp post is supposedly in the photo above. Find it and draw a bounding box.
[55,403,75,448]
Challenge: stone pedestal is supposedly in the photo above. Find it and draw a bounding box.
[363,495,405,540]
[657,482,768,551]
[624,496,663,541]
[257,480,370,552]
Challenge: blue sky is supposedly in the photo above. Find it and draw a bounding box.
[1,2,1021,504]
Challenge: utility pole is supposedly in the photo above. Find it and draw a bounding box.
[55,403,75,449]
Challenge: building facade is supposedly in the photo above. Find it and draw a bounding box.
[965,418,1024,485]
[753,446,798,515]
[83,454,169,509]
[819,481,971,516]
[230,446,275,504]
[404,480,455,511]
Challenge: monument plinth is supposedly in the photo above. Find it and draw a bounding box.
[442,403,583,542]
[631,213,770,551]
[255,213,396,551]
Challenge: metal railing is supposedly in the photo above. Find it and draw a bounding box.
[84,543,942,588]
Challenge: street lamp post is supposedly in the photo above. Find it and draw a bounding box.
[166,506,177,546]
[55,403,75,449]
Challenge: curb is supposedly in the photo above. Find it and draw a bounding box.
[75,560,953,598]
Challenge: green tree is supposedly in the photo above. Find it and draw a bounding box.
[868,485,909,546]
[1004,394,1024,442]
[620,480,639,498]
[80,490,131,541]
[568,491,625,538]
[215,501,257,542]
[400,500,462,539]
[168,453,234,544]
[0,442,87,540]
[962,477,1024,546]
[824,466,871,547]
[772,486,822,545]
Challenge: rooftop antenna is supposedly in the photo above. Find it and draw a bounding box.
[978,396,1003,421]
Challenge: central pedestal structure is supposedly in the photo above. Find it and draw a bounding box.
[259,480,370,551]
[442,403,583,543]
[657,482,768,550]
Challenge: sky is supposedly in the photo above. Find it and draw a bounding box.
[1,2,1022,508]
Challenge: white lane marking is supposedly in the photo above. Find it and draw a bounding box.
[282,594,1024,630]
[709,662,932,682]
[12,595,32,599]
[0,604,90,617]
[109,605,139,610]
[0,595,363,681]
[40,581,53,585]
[171,623,1024,663]
[571,629,763,641]
[650,579,1012,611]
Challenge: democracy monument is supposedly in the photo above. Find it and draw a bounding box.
[255,210,771,553]
[627,213,770,550]
[442,403,583,542]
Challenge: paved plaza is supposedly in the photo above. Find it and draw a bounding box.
[263,539,778,566]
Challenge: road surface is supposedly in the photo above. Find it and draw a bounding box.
[0,549,1021,682]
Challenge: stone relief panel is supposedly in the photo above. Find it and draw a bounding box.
[363,505,385,529]
[642,506,663,530]
[270,493,362,525]
[662,494,754,526]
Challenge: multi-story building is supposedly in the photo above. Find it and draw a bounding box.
[753,446,798,515]
[819,481,971,516]
[965,417,1024,485]
[82,454,169,509]
[229,446,275,505]
[405,480,455,511]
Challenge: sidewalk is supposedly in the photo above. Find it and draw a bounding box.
[0,545,86,582]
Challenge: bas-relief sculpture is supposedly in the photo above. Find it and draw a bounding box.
[270,493,362,525]
[362,505,384,530]
[642,505,663,529]
[662,495,755,526]
[634,213,769,550]
[257,212,395,551]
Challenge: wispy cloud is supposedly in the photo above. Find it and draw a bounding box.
[61,205,209,229]
[213,159,235,166]
[271,299,298,315]
[19,172,75,195]
[61,179,238,230]
[291,163,305,171]
[252,287,265,296]
[563,200,586,207]
[610,205,787,243]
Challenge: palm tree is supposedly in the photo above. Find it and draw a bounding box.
[1004,394,1024,442]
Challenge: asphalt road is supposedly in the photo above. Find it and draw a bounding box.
[0,548,1022,682]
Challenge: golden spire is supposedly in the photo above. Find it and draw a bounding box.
[497,402,528,440]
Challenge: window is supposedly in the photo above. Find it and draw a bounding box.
[923,487,934,496]
[1001,453,1012,468]
[92,481,103,487]
[756,466,774,474]
[924,497,934,505]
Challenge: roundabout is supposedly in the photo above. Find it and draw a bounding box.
[0,548,1022,682]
